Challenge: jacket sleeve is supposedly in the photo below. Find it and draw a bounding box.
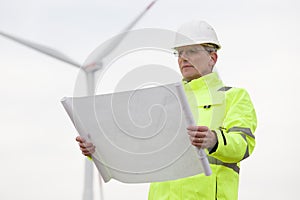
[209,88,257,163]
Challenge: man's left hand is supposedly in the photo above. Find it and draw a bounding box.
[187,125,217,149]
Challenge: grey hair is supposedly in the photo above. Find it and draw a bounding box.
[201,43,218,53]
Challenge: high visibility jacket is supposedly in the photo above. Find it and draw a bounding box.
[148,72,257,200]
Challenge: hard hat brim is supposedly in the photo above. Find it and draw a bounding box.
[173,40,221,50]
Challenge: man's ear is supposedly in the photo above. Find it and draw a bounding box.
[211,52,218,63]
[209,52,218,71]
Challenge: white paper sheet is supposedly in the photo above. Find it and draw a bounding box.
[61,83,210,183]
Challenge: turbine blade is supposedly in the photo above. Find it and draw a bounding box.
[84,0,159,71]
[0,31,81,68]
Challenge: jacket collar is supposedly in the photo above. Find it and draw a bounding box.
[183,72,223,91]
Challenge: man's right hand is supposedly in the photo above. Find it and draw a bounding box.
[75,136,95,157]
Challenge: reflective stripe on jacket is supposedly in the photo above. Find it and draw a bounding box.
[148,72,257,200]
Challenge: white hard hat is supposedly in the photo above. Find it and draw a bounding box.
[173,20,221,50]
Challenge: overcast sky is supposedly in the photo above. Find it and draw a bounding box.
[0,0,299,199]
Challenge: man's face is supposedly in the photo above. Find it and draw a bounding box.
[176,44,215,81]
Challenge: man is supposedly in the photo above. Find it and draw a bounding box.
[76,20,257,200]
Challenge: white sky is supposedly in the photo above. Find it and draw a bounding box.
[0,0,299,199]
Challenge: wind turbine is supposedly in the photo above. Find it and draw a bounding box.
[0,1,159,199]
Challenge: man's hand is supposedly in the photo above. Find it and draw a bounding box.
[75,136,95,157]
[187,126,217,149]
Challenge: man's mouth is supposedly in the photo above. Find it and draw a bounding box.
[181,65,194,69]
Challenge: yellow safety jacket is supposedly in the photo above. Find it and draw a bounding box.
[148,72,257,200]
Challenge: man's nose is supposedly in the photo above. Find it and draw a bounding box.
[179,51,189,60]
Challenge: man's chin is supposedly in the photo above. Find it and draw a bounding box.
[183,74,201,81]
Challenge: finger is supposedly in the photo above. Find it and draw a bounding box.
[79,142,94,148]
[81,148,90,154]
[191,138,203,148]
[81,149,95,155]
[188,131,207,139]
[81,146,95,154]
[187,126,209,132]
[187,130,197,137]
[189,135,194,143]
[190,136,203,144]
[196,137,204,143]
[76,136,86,143]
[82,151,93,157]
[79,142,94,149]
[198,131,208,138]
